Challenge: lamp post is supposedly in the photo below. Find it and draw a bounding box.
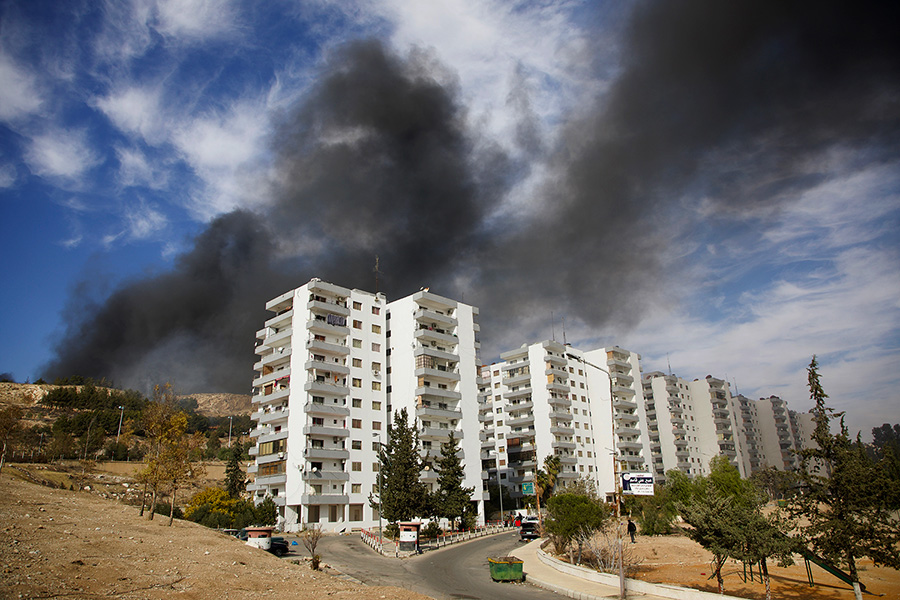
[228,416,234,447]
[372,432,384,553]
[116,405,125,445]
[568,352,626,600]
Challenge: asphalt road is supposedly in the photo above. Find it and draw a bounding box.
[310,530,564,600]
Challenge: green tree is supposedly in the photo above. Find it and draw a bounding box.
[432,432,474,530]
[0,406,23,475]
[791,356,900,600]
[224,444,246,498]
[254,496,278,526]
[371,407,427,527]
[546,493,611,565]
[749,466,799,502]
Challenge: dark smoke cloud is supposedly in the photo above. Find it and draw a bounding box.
[45,2,900,392]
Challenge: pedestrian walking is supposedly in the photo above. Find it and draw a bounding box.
[627,519,637,543]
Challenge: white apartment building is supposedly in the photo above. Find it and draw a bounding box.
[248,279,483,532]
[384,290,485,519]
[642,372,744,482]
[733,394,815,475]
[479,341,649,506]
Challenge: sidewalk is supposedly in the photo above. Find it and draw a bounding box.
[511,539,734,600]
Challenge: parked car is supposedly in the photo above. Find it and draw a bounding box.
[519,521,540,541]
[269,537,289,557]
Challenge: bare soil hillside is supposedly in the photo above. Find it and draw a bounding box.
[184,393,252,417]
[0,469,429,600]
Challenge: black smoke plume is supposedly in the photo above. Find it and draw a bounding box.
[45,2,900,392]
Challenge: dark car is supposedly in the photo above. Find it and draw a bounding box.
[269,537,289,557]
[519,521,540,541]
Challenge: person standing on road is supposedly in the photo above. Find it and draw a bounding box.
[627,519,636,543]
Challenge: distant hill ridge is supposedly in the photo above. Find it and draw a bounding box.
[0,383,251,418]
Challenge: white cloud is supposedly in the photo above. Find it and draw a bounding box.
[154,0,238,40]
[125,198,168,239]
[94,85,165,144]
[171,99,272,217]
[0,164,16,188]
[24,129,102,181]
[0,51,43,121]
[115,145,169,189]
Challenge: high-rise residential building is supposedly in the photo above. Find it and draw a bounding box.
[733,394,815,475]
[641,372,743,482]
[247,279,483,532]
[478,341,648,506]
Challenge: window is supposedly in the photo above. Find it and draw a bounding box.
[351,484,361,494]
[352,440,362,450]
[352,338,362,348]
[352,378,362,388]
[352,462,362,471]
[372,306,380,315]
[373,463,380,472]
[349,504,363,521]
[352,398,362,408]
[496,420,503,427]
[373,421,382,431]
[372,362,381,372]
[372,441,380,451]
[372,342,381,352]
[371,324,381,334]
[353,301,362,310]
[372,401,382,411]
[578,369,584,376]
[352,419,362,429]
[372,381,381,391]
[353,319,362,329]
[352,358,363,368]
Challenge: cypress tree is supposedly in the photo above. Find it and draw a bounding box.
[433,431,474,530]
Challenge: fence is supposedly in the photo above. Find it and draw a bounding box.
[360,522,513,557]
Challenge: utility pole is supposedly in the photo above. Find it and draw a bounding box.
[116,405,125,445]
[228,416,234,447]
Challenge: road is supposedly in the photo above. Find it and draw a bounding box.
[310,530,564,600]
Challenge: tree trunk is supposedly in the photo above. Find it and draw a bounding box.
[762,558,771,600]
[0,441,7,477]
[139,481,148,516]
[148,485,158,520]
[169,485,177,526]
[847,552,863,600]
[715,555,725,594]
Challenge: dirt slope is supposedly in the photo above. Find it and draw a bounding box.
[0,470,429,600]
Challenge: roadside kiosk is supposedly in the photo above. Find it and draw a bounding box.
[398,522,421,552]
[244,526,274,551]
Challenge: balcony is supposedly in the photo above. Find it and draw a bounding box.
[552,440,576,450]
[306,318,350,337]
[616,426,641,437]
[302,470,350,482]
[304,380,349,395]
[548,410,573,421]
[506,415,535,428]
[503,386,533,400]
[481,438,495,450]
[414,305,458,327]
[546,381,569,393]
[305,359,350,375]
[612,385,635,396]
[548,395,571,408]
[415,367,460,383]
[255,408,289,425]
[304,402,350,417]
[558,456,577,465]
[421,427,463,441]
[550,425,575,435]
[613,397,637,410]
[301,494,349,505]
[260,327,292,348]
[255,473,287,486]
[506,401,534,414]
[253,386,290,405]
[307,299,350,316]
[302,425,349,438]
[252,366,291,389]
[303,447,350,460]
[414,346,458,362]
[416,386,461,401]
[617,440,643,451]
[414,328,458,346]
[417,405,462,420]
[306,338,350,356]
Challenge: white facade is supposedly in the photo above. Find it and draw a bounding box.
[478,341,648,506]
[248,279,483,532]
[642,372,743,481]
[385,290,485,522]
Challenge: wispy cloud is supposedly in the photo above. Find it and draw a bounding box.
[0,51,43,121]
[24,129,102,182]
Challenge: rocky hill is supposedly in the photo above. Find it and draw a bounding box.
[0,469,428,600]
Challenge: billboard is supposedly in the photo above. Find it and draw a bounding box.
[621,472,654,496]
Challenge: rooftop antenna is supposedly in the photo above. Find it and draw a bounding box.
[667,353,672,376]
[373,255,382,294]
[551,311,556,342]
[562,316,567,345]
[731,375,739,396]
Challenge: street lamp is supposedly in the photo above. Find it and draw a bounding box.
[568,352,626,600]
[372,432,384,553]
[228,416,234,447]
[116,405,125,446]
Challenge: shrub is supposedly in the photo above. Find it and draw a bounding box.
[422,521,443,539]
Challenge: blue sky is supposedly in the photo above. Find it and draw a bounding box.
[1,0,898,439]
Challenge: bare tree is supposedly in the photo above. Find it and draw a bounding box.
[301,525,323,570]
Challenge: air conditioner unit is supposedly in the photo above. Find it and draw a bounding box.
[278,452,285,459]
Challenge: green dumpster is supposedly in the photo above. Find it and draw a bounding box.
[488,556,524,582]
